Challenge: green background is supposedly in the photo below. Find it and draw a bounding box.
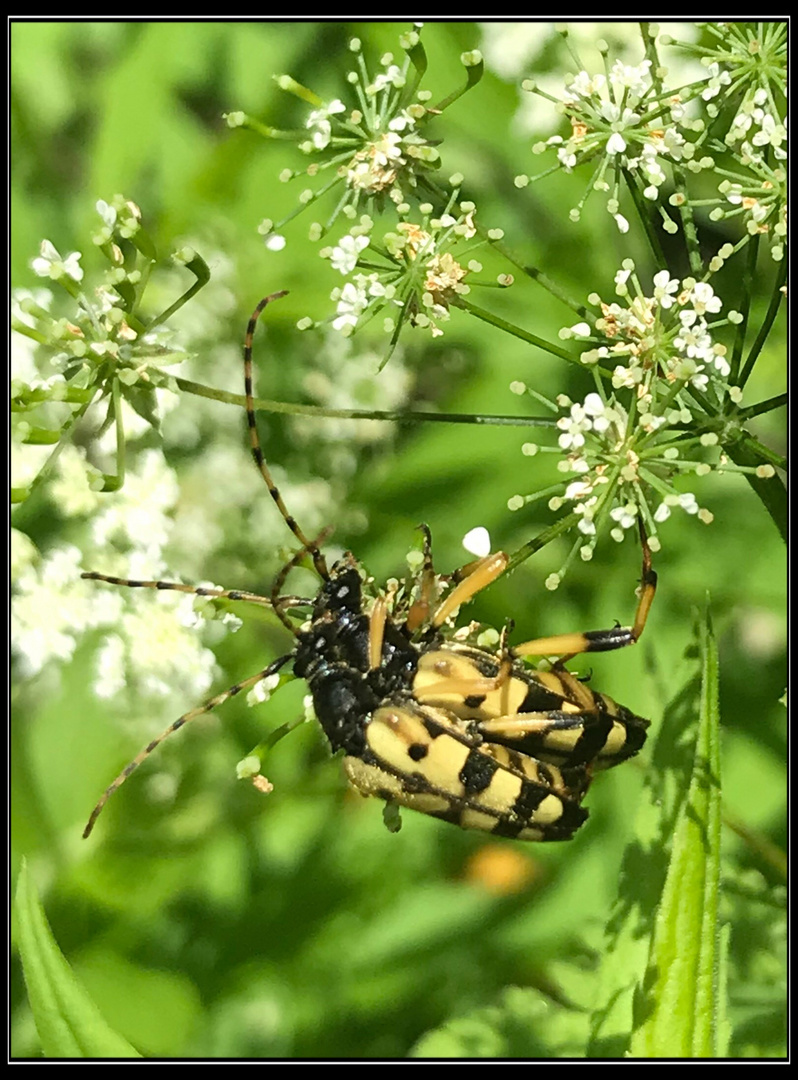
[11,21,786,1058]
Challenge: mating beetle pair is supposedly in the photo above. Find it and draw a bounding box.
[82,293,656,842]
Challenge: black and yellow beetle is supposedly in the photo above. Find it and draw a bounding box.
[81,293,656,842]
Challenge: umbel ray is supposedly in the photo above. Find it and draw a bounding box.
[82,292,657,842]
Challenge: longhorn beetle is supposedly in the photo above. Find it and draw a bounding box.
[82,292,657,842]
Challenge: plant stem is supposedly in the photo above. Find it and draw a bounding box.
[623,165,669,270]
[173,376,557,429]
[736,393,787,422]
[10,389,99,515]
[736,431,786,472]
[505,512,580,574]
[455,298,580,366]
[418,175,589,316]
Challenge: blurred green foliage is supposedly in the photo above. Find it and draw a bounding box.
[11,22,785,1058]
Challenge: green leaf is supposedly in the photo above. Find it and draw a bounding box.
[586,647,695,1056]
[14,861,141,1058]
[629,610,728,1057]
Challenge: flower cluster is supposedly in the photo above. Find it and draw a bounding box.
[20,199,191,378]
[581,266,733,396]
[706,138,787,263]
[517,54,701,231]
[227,27,483,245]
[669,22,786,146]
[12,444,243,724]
[510,25,787,264]
[11,197,211,502]
[507,261,775,584]
[12,540,122,678]
[664,23,787,260]
[301,191,506,352]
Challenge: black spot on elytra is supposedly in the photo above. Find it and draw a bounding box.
[459,750,499,793]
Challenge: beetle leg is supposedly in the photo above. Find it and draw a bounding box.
[514,523,657,661]
[413,622,515,709]
[406,524,438,632]
[82,571,278,607]
[432,552,509,628]
[369,595,388,670]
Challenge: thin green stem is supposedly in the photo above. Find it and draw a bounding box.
[10,388,100,510]
[639,21,660,70]
[505,512,580,574]
[430,53,483,114]
[736,393,787,422]
[145,251,210,335]
[236,113,307,140]
[401,30,427,100]
[101,377,126,492]
[455,298,580,367]
[173,376,557,429]
[418,176,589,317]
[680,375,718,422]
[735,431,786,472]
[497,252,590,319]
[670,164,703,276]
[10,322,50,346]
[480,234,589,316]
[250,712,306,760]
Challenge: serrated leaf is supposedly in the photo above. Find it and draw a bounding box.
[629,610,727,1057]
[14,861,141,1059]
[587,647,700,1057]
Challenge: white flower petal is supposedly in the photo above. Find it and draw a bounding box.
[462,526,492,558]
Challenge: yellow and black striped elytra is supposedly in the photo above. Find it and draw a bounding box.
[412,645,650,773]
[342,702,591,843]
[81,292,656,842]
